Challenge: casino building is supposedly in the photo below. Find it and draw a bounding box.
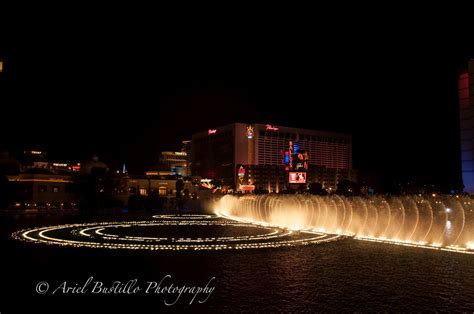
[191,123,356,192]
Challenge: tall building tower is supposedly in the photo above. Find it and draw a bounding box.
[459,59,474,193]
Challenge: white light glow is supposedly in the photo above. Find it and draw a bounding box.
[13,215,344,251]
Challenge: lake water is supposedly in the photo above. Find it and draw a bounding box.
[2,212,474,312]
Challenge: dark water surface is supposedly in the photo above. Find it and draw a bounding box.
[2,212,473,312]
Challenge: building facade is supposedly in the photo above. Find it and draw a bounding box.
[459,60,474,193]
[192,123,355,192]
[8,172,76,209]
[160,151,190,176]
[112,175,198,206]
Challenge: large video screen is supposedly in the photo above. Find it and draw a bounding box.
[289,172,306,184]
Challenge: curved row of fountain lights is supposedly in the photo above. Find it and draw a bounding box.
[12,214,344,251]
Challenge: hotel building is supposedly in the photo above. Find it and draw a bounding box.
[192,123,355,192]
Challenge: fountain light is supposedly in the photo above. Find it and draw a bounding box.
[13,215,345,251]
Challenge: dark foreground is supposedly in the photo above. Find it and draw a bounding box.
[1,210,474,313]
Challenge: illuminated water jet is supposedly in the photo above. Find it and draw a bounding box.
[214,195,474,254]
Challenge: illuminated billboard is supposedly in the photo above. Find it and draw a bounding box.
[289,172,306,184]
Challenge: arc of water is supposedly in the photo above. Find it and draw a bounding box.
[435,208,449,245]
[321,197,329,231]
[345,198,354,235]
[340,196,347,234]
[407,198,420,242]
[369,200,378,238]
[315,196,322,230]
[307,198,315,230]
[330,198,339,233]
[452,199,466,246]
[394,200,406,241]
[381,200,392,239]
[359,197,369,237]
[421,198,434,243]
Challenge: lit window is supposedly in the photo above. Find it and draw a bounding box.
[159,187,167,196]
[52,186,60,193]
[139,188,148,196]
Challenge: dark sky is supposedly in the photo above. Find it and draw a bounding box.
[1,15,473,186]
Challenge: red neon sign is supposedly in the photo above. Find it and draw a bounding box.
[266,124,279,131]
[208,129,217,135]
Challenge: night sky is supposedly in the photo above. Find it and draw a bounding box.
[1,16,473,187]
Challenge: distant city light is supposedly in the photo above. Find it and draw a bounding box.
[294,142,300,153]
[162,151,186,156]
[446,208,451,213]
[208,129,217,135]
[52,163,68,167]
[8,178,73,183]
